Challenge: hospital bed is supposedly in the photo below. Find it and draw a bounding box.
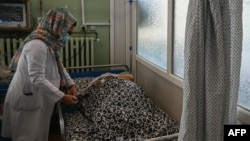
[57,64,179,141]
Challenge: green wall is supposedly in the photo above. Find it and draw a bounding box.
[31,0,83,32]
[1,0,110,65]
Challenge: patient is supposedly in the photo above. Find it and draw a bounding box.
[63,73,180,140]
[94,73,134,88]
[76,73,134,94]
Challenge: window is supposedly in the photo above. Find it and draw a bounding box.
[238,0,250,111]
[137,0,168,70]
[137,0,188,77]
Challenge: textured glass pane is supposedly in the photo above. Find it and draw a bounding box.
[238,0,250,110]
[137,0,168,70]
[173,0,189,78]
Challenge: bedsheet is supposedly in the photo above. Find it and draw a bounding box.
[63,76,179,140]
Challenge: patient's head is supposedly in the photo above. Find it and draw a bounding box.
[117,74,134,81]
[94,73,134,88]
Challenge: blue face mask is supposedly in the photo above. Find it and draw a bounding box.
[62,34,70,42]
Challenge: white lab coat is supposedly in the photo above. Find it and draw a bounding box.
[1,39,74,141]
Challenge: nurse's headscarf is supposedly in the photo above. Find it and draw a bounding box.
[9,7,77,87]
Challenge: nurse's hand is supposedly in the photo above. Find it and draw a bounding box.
[62,95,78,105]
[67,85,77,96]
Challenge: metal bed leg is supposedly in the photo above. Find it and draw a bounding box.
[56,102,65,140]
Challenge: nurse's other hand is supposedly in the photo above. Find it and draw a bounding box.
[67,85,77,96]
[62,95,78,105]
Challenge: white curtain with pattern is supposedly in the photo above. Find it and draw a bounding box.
[178,0,243,141]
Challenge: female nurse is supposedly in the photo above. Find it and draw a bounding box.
[1,7,78,141]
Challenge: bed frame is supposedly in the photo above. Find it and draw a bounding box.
[56,64,179,141]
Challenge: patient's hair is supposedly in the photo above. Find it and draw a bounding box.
[117,74,134,81]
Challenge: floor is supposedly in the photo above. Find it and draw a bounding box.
[0,114,63,141]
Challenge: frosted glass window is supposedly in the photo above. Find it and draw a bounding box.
[238,0,250,111]
[137,0,168,70]
[173,0,189,78]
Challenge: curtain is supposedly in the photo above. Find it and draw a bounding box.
[178,0,243,141]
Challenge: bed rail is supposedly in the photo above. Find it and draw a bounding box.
[145,133,179,141]
[66,64,129,72]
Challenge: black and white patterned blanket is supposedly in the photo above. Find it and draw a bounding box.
[63,76,179,141]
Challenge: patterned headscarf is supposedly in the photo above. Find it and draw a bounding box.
[9,7,77,87]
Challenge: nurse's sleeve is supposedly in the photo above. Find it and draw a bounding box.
[25,41,64,103]
[63,67,75,88]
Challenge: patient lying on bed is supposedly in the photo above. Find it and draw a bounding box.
[93,73,134,88]
[63,73,179,140]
